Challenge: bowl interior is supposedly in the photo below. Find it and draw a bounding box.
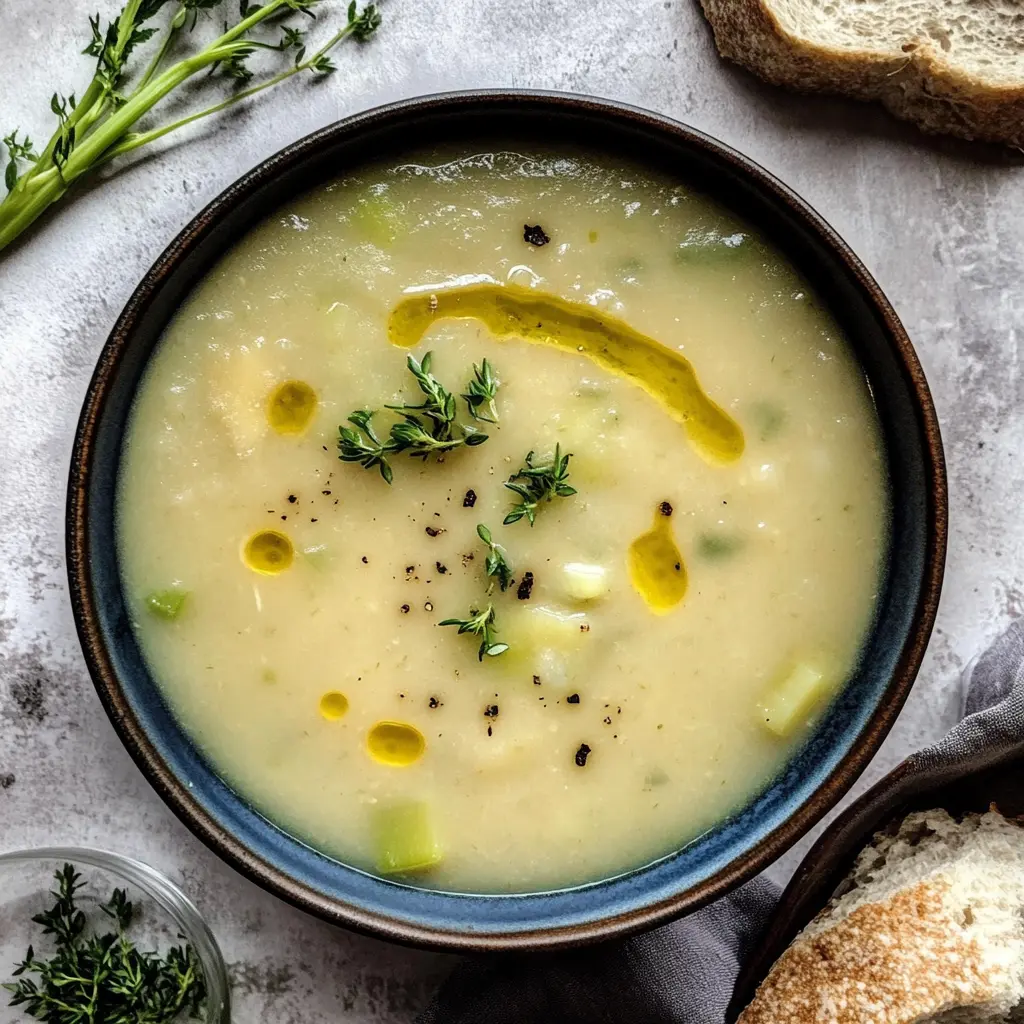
[68,92,944,950]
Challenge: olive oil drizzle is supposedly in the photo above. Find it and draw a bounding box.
[627,502,688,613]
[388,283,745,465]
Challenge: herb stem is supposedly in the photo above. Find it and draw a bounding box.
[0,0,382,254]
[103,16,360,164]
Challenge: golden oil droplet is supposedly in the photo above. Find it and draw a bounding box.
[319,691,349,721]
[267,380,317,436]
[367,721,426,767]
[627,504,688,613]
[243,530,294,575]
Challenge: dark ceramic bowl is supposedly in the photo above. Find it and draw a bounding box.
[67,90,946,952]
[727,736,1024,1020]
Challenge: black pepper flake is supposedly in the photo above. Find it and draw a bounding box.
[580,623,591,633]
[400,604,410,613]
[574,743,592,767]
[436,562,448,575]
[487,725,493,737]
[659,500,673,517]
[603,716,612,725]
[406,564,415,574]
[399,693,406,699]
[322,490,332,496]
[424,601,434,612]
[674,562,681,571]
[0,773,14,789]
[524,223,550,246]
[463,489,477,508]
[517,571,535,601]
[280,515,287,521]
[428,696,442,709]
[310,518,318,523]
[425,526,443,537]
[567,693,580,704]
[288,494,297,504]
[484,704,499,717]
[361,556,369,564]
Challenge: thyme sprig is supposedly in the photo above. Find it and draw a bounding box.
[476,523,513,592]
[3,864,205,1024]
[503,443,577,525]
[438,604,509,660]
[462,359,501,423]
[386,352,462,442]
[0,0,382,254]
[338,352,489,482]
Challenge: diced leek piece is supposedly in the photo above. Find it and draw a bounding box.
[145,589,188,620]
[697,532,744,561]
[302,544,330,570]
[352,193,400,248]
[642,768,670,792]
[674,228,753,267]
[372,801,442,876]
[758,663,831,737]
[751,401,786,442]
[562,562,609,602]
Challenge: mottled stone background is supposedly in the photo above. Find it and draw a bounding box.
[1,1,1020,1020]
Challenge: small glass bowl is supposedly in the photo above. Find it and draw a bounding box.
[0,848,230,1023]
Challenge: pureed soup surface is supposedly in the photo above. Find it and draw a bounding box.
[117,147,888,893]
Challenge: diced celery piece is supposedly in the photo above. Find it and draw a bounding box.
[373,801,443,876]
[758,663,832,737]
[145,589,188,620]
[562,562,609,601]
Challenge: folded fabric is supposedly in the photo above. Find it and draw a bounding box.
[418,619,1024,1024]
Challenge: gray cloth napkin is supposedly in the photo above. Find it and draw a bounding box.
[418,619,1024,1024]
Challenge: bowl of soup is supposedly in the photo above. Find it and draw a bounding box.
[67,91,946,950]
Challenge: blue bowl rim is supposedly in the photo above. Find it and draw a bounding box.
[66,88,947,952]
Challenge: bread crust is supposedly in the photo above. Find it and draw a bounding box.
[737,878,994,1024]
[699,0,1024,147]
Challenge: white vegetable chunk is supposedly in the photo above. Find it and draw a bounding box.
[562,562,609,601]
[757,662,831,737]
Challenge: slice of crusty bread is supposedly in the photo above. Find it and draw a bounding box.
[738,808,1024,1023]
[699,0,1024,148]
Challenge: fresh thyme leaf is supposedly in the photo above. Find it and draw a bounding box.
[0,0,386,253]
[503,444,577,526]
[2,132,39,192]
[387,353,460,441]
[3,863,205,1023]
[348,0,382,40]
[341,353,492,482]
[439,604,509,660]
[476,523,514,592]
[462,359,501,423]
[338,409,395,483]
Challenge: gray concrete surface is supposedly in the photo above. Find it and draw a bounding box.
[1,0,1020,1019]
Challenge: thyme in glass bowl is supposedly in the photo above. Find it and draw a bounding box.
[3,864,206,1024]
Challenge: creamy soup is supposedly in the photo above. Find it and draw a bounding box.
[117,147,888,893]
